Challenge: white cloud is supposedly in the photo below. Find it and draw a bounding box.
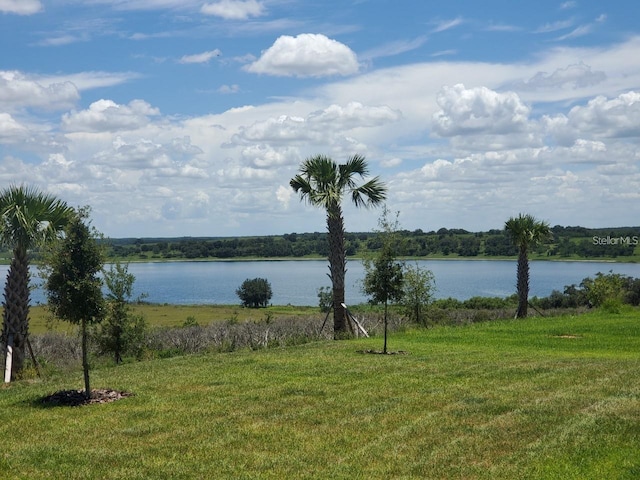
[542,90,640,146]
[556,24,593,41]
[361,36,428,61]
[230,102,400,155]
[201,0,264,20]
[62,99,161,133]
[512,63,606,91]
[34,71,141,91]
[275,184,292,208]
[534,19,574,34]
[431,17,464,33]
[0,70,79,111]
[245,34,359,77]
[39,35,80,47]
[178,49,221,64]
[0,0,42,15]
[565,91,640,138]
[218,84,240,94]
[381,157,402,168]
[0,113,28,141]
[241,144,297,168]
[308,102,401,129]
[85,0,201,11]
[432,84,531,136]
[161,191,210,220]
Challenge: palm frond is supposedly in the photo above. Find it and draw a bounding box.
[0,184,73,250]
[351,177,387,208]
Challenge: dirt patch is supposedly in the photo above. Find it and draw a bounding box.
[552,334,582,339]
[357,349,409,355]
[40,388,134,407]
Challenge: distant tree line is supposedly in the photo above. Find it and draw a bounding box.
[101,225,638,261]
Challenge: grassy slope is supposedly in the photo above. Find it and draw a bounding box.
[2,309,639,479]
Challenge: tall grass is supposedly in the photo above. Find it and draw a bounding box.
[1,309,639,479]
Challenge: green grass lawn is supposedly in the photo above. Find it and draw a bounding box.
[2,309,639,479]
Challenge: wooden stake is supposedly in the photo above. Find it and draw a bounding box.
[4,334,13,383]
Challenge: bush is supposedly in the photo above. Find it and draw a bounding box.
[236,278,273,308]
[580,271,625,308]
[317,286,333,313]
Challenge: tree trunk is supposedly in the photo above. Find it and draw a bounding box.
[516,245,529,318]
[327,204,348,338]
[82,318,91,399]
[1,247,30,380]
[383,300,388,354]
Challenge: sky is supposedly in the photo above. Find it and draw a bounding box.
[1,0,639,238]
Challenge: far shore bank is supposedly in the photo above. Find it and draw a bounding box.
[60,254,640,265]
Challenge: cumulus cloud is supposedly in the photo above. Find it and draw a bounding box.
[178,49,221,64]
[381,157,402,168]
[0,0,42,15]
[161,191,210,220]
[0,113,28,141]
[245,34,359,77]
[231,102,400,149]
[241,144,297,168]
[568,139,608,164]
[61,99,161,132]
[432,84,531,136]
[0,70,79,111]
[275,184,292,208]
[201,0,264,20]
[544,90,640,143]
[95,137,172,168]
[567,91,640,138]
[308,102,402,129]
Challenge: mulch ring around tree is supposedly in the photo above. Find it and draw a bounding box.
[356,349,409,355]
[40,388,134,407]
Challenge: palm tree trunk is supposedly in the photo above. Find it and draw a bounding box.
[516,245,529,318]
[1,247,30,380]
[327,205,348,338]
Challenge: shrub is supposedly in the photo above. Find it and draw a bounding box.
[317,286,333,313]
[580,271,625,308]
[236,278,273,308]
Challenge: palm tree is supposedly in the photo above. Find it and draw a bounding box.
[505,213,551,318]
[0,185,73,380]
[290,154,387,337]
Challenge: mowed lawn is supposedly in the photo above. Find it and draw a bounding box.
[1,309,639,479]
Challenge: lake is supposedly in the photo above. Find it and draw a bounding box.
[13,259,640,307]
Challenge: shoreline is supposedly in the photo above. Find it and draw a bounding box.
[85,253,638,265]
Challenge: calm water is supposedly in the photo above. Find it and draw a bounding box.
[14,259,640,306]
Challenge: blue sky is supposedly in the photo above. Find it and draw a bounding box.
[1,0,639,238]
